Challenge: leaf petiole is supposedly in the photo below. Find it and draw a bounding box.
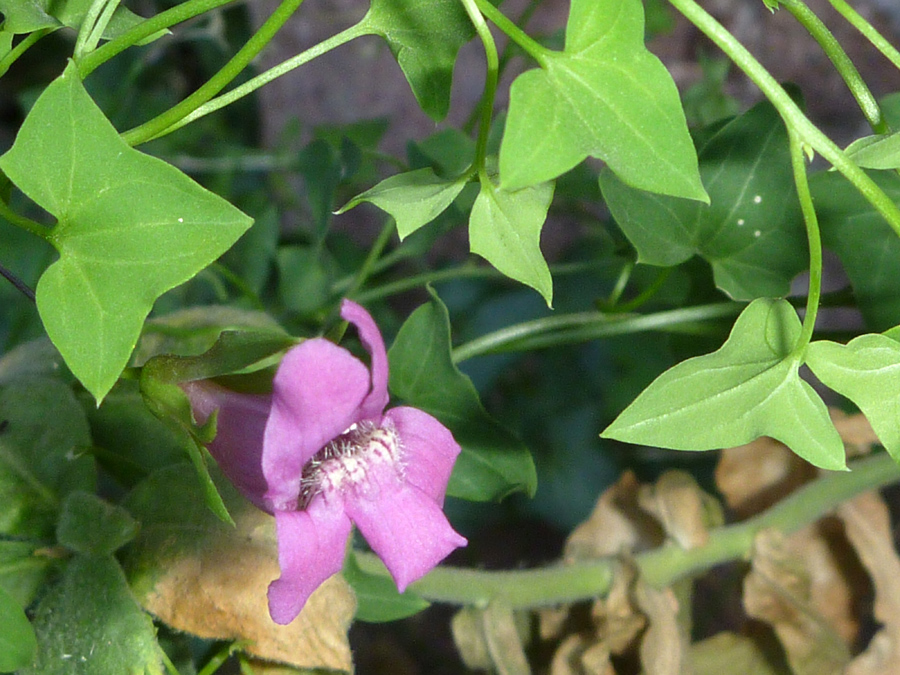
[472,0,551,67]
[789,129,822,352]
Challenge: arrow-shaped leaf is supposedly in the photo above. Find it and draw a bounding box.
[602,299,846,471]
[499,0,705,201]
[0,63,252,402]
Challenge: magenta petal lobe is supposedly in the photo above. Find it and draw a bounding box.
[267,499,353,625]
[341,300,390,421]
[385,407,460,504]
[345,481,466,591]
[262,339,371,510]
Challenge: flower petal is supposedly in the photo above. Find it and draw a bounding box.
[181,380,272,511]
[341,299,389,421]
[384,407,460,504]
[262,339,370,510]
[345,479,466,591]
[267,497,353,625]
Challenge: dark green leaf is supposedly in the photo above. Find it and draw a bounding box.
[388,288,537,501]
[362,0,474,121]
[338,168,470,239]
[56,492,139,556]
[344,553,429,622]
[23,556,164,675]
[0,63,252,402]
[499,0,705,200]
[813,170,900,330]
[0,585,37,673]
[469,177,554,306]
[0,540,53,608]
[602,299,846,471]
[0,377,95,539]
[600,97,806,300]
[806,334,900,461]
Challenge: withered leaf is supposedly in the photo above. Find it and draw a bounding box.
[452,599,531,675]
[633,580,690,675]
[743,529,851,675]
[637,470,723,550]
[691,632,780,675]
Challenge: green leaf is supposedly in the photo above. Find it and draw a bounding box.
[0,540,54,609]
[338,168,469,240]
[469,176,554,306]
[602,299,846,471]
[0,63,252,402]
[0,377,95,539]
[388,288,538,501]
[23,556,164,675]
[0,0,58,33]
[0,584,37,673]
[844,131,900,170]
[362,0,474,121]
[344,553,429,622]
[812,170,900,330]
[56,492,139,556]
[600,97,806,300]
[0,0,156,39]
[806,334,900,462]
[499,0,705,200]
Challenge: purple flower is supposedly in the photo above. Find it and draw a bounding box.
[184,300,466,625]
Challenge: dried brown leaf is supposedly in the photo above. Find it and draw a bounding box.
[138,508,355,671]
[637,470,723,550]
[633,581,690,675]
[550,634,615,675]
[743,530,851,675]
[840,492,900,675]
[592,561,645,654]
[451,600,531,675]
[565,472,663,561]
[830,410,880,458]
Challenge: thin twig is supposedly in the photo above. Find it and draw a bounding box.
[0,263,36,303]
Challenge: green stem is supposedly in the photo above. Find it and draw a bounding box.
[451,302,743,363]
[0,199,51,240]
[473,0,551,66]
[668,0,900,238]
[77,0,240,78]
[154,21,370,138]
[75,0,121,61]
[355,452,900,608]
[790,130,822,351]
[780,0,886,133]
[460,0,500,173]
[343,218,397,299]
[121,0,306,146]
[0,28,54,79]
[827,0,900,74]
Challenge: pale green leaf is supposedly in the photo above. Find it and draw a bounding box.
[469,177,554,306]
[499,0,705,200]
[0,63,252,402]
[0,584,37,672]
[844,131,900,170]
[602,299,846,471]
[337,167,469,239]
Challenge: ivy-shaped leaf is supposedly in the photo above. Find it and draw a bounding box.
[337,168,469,240]
[362,0,474,121]
[23,556,164,674]
[469,176,554,306]
[499,0,706,201]
[806,334,900,462]
[602,299,846,471]
[600,97,806,300]
[0,63,252,402]
[388,288,538,501]
[812,170,900,330]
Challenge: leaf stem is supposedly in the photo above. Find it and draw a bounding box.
[451,302,744,363]
[779,0,887,133]
[355,452,900,608]
[152,21,371,138]
[343,217,397,299]
[667,0,900,238]
[0,29,55,79]
[827,0,900,75]
[789,130,822,352]
[472,0,551,67]
[459,0,500,173]
[77,0,240,78]
[121,0,306,146]
[74,0,122,61]
[0,198,51,241]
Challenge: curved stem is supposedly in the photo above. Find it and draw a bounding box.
[0,263,36,303]
[667,0,900,239]
[472,0,551,67]
[155,21,371,138]
[77,0,240,78]
[451,302,744,363]
[0,199,51,241]
[343,217,397,299]
[121,0,305,146]
[459,0,500,173]
[790,130,822,352]
[780,0,887,134]
[827,0,900,74]
[0,29,55,79]
[355,452,900,608]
